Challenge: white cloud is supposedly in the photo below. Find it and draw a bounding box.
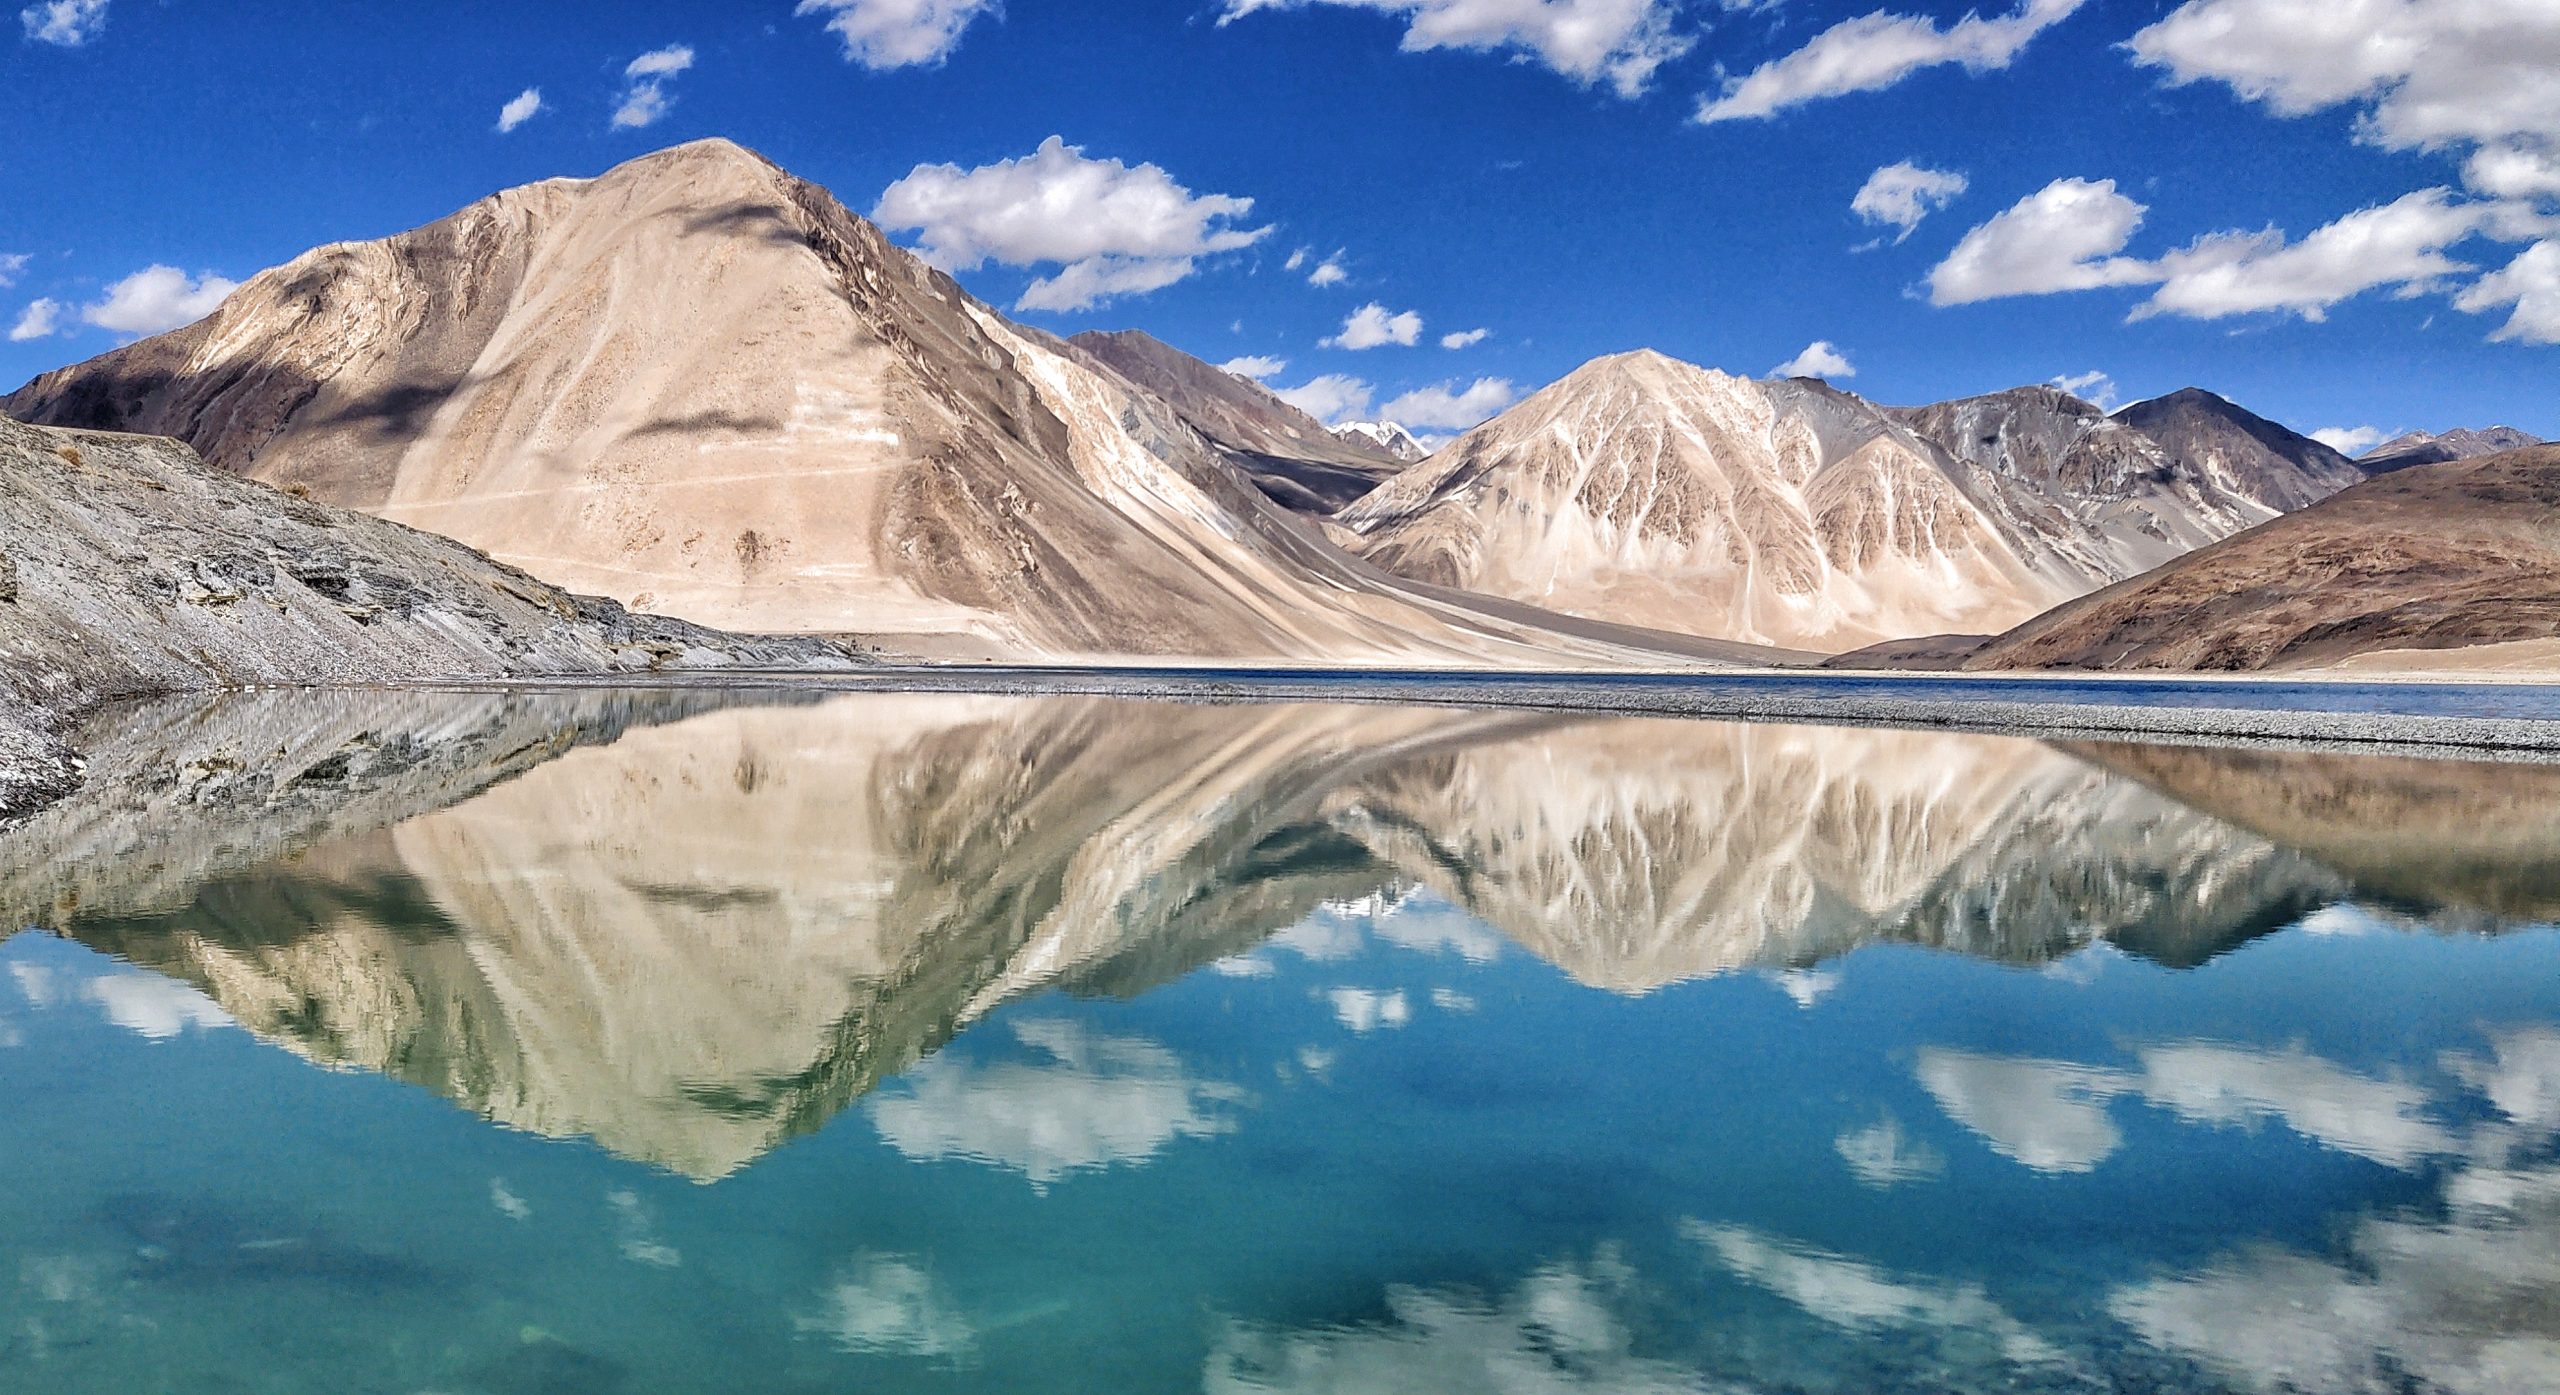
[2129,0,2560,201]
[495,87,544,134]
[0,253,27,288]
[1916,1049,2128,1173]
[1440,327,1491,349]
[1835,1117,1945,1188]
[874,136,1269,312]
[1327,987,1412,1033]
[1696,1224,2066,1368]
[1696,0,2085,124]
[2134,187,2487,323]
[1221,354,1288,380]
[83,266,238,336]
[1324,302,1424,349]
[1206,1252,1700,1393]
[1925,177,2155,306]
[796,1254,975,1357]
[795,0,997,69]
[1271,373,1375,424]
[1218,0,1693,98]
[1286,248,1308,271]
[1851,161,1968,242]
[2048,369,2118,408]
[19,0,106,46]
[2135,1042,2460,1171]
[1771,339,1854,378]
[1307,255,1348,287]
[1381,377,1516,430]
[8,298,60,342]
[2311,425,2389,455]
[866,1019,1242,1185]
[611,44,694,131]
[83,973,233,1040]
[2456,240,2560,344]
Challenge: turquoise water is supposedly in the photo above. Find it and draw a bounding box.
[2,689,2557,1393]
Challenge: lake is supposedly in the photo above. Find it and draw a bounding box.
[2,687,2556,1393]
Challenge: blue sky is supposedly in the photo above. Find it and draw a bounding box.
[3,0,2554,449]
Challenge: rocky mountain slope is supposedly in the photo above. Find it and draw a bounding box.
[1334,420,1428,463]
[6,140,1685,668]
[1066,329,1404,513]
[0,413,854,820]
[2361,426,2545,473]
[2108,387,2363,513]
[1332,355,2356,653]
[1967,445,2560,672]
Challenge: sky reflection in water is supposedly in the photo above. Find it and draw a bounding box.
[1,688,2556,1393]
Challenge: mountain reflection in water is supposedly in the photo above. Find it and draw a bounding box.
[4,688,2560,1393]
[3,688,2552,1179]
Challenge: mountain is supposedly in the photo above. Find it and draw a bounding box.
[2110,387,2364,512]
[2361,426,2545,474]
[1334,355,2346,653]
[0,412,850,819]
[1,141,1702,669]
[1333,420,1428,462]
[1967,445,2560,673]
[1064,329,1403,513]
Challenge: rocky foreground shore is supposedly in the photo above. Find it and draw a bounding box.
[0,414,861,821]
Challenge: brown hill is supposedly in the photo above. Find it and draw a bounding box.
[2,140,1706,668]
[1066,329,1401,513]
[1968,445,2560,672]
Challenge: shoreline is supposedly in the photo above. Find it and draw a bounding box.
[337,666,2560,758]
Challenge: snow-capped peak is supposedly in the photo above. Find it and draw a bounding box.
[1333,419,1428,462]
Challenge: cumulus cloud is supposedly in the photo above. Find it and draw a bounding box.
[2312,425,2390,455]
[866,1019,1242,1185]
[1307,254,1348,287]
[83,973,233,1040]
[495,87,544,134]
[1924,177,2155,306]
[795,0,997,69]
[1697,1224,2067,1368]
[1439,326,1490,349]
[612,44,694,130]
[1696,0,2085,123]
[1221,354,1288,380]
[1380,377,1515,429]
[1851,161,1968,242]
[2456,239,2560,344]
[2134,187,2487,323]
[20,0,106,46]
[796,1254,975,1357]
[1915,1049,2126,1173]
[2048,369,2118,408]
[1271,373,1374,424]
[8,297,61,342]
[2130,0,2560,201]
[874,136,1269,312]
[1218,0,1693,98]
[1324,302,1424,349]
[83,265,238,336]
[1771,339,1854,378]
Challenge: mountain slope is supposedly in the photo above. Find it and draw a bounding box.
[3,140,1700,668]
[0,413,854,818]
[2110,387,2363,513]
[1968,445,2560,672]
[2361,426,2545,474]
[1334,420,1428,463]
[1066,329,1402,513]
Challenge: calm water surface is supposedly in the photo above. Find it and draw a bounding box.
[2,689,2557,1393]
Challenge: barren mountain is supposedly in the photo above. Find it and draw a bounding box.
[3,140,1697,667]
[2110,387,2363,513]
[1066,329,1403,513]
[1968,445,2560,672]
[0,413,849,819]
[1336,353,2069,651]
[1334,420,1428,462]
[2361,426,2545,474]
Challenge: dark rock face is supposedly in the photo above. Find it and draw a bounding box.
[2110,386,2364,514]
[0,412,861,821]
[1968,444,2560,672]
